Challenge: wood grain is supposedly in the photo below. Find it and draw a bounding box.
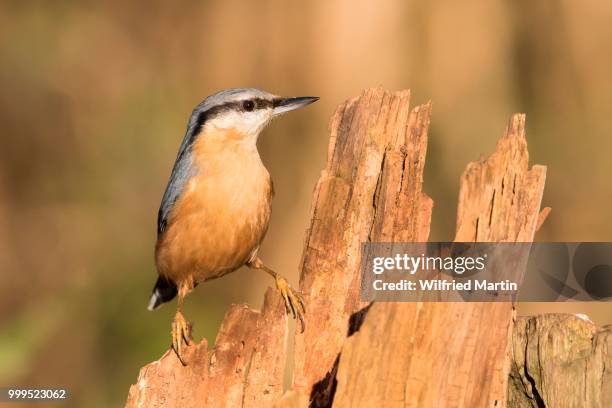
[331,114,547,408]
[125,289,287,408]
[509,314,612,407]
[291,89,432,404]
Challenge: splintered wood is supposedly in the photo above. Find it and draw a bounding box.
[124,289,287,408]
[292,89,433,403]
[332,114,546,408]
[455,114,547,243]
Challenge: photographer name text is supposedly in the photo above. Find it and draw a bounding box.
[372,279,518,292]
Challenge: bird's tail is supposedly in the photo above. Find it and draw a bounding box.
[147,276,178,311]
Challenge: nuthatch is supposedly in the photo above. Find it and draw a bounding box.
[148,88,318,364]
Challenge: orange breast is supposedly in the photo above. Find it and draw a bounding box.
[155,131,273,285]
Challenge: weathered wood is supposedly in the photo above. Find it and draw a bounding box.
[509,314,612,407]
[331,114,547,407]
[291,89,432,402]
[455,114,546,243]
[125,288,287,408]
[125,89,563,408]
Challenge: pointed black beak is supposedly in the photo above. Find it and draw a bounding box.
[272,96,319,117]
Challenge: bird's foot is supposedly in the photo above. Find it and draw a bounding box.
[275,276,306,332]
[171,311,192,365]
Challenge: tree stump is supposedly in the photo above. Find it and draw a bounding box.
[125,88,606,408]
[509,314,612,407]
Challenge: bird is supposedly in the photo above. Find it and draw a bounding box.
[147,88,318,364]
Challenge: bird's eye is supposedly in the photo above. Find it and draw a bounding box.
[242,100,255,112]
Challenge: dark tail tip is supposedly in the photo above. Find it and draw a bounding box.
[147,276,178,311]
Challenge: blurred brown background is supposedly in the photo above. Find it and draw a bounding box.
[1,1,611,406]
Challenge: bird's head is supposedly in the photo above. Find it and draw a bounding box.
[189,88,319,147]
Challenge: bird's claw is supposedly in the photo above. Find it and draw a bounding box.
[171,311,192,365]
[275,276,306,333]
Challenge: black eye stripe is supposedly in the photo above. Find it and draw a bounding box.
[205,98,275,114]
[249,98,274,110]
[192,98,275,136]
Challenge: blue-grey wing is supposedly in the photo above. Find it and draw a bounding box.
[157,153,196,235]
[157,106,207,236]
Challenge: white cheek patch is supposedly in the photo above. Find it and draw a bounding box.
[207,110,272,145]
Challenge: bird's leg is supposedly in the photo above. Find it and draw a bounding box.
[247,257,305,332]
[172,279,194,365]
